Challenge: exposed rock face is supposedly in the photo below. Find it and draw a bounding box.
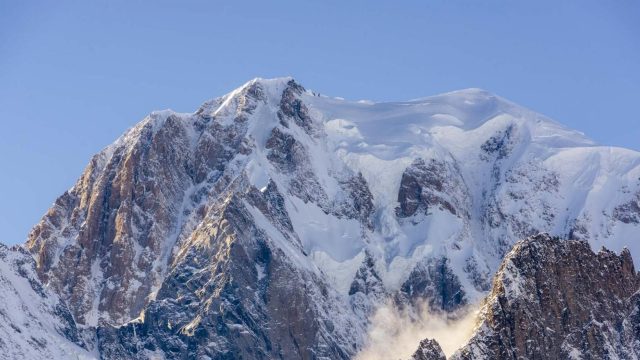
[19,78,640,358]
[26,106,249,326]
[349,252,387,318]
[399,256,467,312]
[349,253,384,297]
[96,184,361,359]
[452,234,640,360]
[480,124,517,162]
[396,158,468,218]
[0,243,92,359]
[412,339,447,360]
[614,191,640,224]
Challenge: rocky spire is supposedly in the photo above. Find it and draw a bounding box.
[412,339,447,360]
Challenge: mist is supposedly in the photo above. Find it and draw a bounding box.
[355,301,480,360]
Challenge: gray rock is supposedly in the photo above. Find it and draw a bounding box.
[412,338,446,360]
[399,256,467,312]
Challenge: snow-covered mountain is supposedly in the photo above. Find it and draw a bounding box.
[20,77,640,358]
[0,243,93,359]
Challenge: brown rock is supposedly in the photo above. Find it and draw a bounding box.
[453,234,640,360]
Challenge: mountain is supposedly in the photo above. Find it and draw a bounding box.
[20,77,640,358]
[0,243,93,359]
[424,234,640,359]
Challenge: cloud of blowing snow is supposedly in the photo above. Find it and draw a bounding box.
[355,301,479,360]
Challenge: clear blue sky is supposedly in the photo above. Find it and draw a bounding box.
[1,1,639,245]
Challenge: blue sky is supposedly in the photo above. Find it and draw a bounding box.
[1,0,639,244]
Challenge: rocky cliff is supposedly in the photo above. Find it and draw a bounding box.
[441,234,640,359]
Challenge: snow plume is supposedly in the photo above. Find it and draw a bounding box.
[355,301,480,360]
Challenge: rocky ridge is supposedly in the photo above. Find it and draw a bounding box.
[409,234,640,359]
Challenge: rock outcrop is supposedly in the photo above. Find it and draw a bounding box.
[399,256,467,312]
[452,234,640,359]
[412,339,447,360]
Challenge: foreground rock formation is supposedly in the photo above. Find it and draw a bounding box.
[413,234,640,359]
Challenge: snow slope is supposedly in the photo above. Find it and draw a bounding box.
[296,83,640,303]
[0,243,94,359]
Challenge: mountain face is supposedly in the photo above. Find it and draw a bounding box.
[0,243,92,359]
[19,77,640,358]
[448,234,640,360]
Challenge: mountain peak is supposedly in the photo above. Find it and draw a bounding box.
[237,76,302,100]
[244,76,296,87]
